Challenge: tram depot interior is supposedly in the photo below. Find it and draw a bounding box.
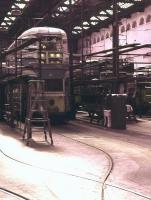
[0,1,151,200]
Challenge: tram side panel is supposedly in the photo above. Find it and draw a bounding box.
[2,27,73,122]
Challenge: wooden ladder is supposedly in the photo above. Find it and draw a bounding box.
[23,80,53,145]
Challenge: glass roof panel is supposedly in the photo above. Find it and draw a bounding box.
[83,21,89,25]
[9,17,16,21]
[91,21,99,25]
[118,2,134,9]
[1,22,6,26]
[97,16,109,20]
[4,17,10,21]
[90,16,99,21]
[74,26,82,30]
[15,3,26,9]
[83,26,89,30]
[64,0,77,5]
[106,9,113,15]
[0,0,30,31]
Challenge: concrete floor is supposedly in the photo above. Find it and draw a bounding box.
[0,117,151,200]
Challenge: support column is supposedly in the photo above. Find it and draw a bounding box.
[112,0,119,92]
[68,0,76,119]
[38,38,42,79]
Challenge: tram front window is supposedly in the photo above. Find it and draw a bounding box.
[42,36,62,51]
[45,79,63,91]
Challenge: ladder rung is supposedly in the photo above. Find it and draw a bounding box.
[30,110,47,112]
[27,118,49,122]
[30,100,47,102]
[29,130,46,133]
[31,127,45,129]
[31,125,44,131]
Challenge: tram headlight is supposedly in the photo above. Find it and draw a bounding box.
[56,53,62,58]
[49,53,62,58]
[49,53,55,58]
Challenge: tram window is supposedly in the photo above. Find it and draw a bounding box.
[42,36,62,51]
[45,79,63,91]
[23,41,38,51]
[21,37,38,50]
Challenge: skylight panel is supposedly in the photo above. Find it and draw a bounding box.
[1,0,30,31]
[99,11,106,15]
[72,26,82,34]
[0,26,8,30]
[0,22,9,29]
[83,21,89,25]
[58,6,68,12]
[16,0,30,2]
[62,6,68,11]
[6,21,12,25]
[90,16,99,21]
[64,0,77,5]
[64,0,70,4]
[72,31,78,34]
[55,13,60,17]
[15,3,26,9]
[83,26,89,30]
[9,16,16,21]
[97,16,108,20]
[1,22,6,26]
[3,17,12,25]
[52,0,78,18]
[118,2,134,9]
[0,0,30,31]
[11,5,16,9]
[90,21,98,25]
[74,26,82,30]
[4,17,10,21]
[82,21,90,29]
[106,9,113,15]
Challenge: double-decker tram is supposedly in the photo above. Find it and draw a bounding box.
[1,27,72,122]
